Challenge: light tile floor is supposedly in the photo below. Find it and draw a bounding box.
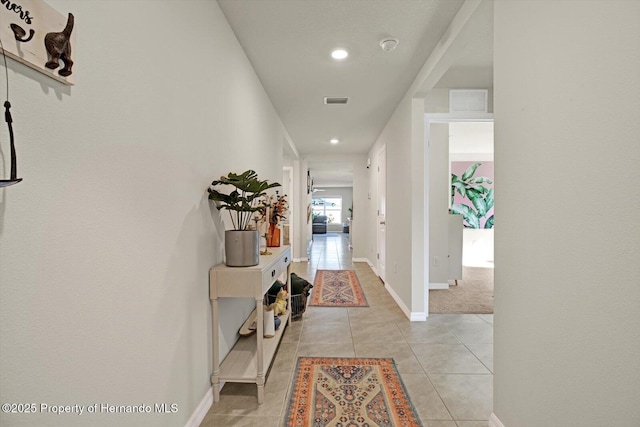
[201,233,493,427]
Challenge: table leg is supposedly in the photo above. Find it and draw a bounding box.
[211,298,220,402]
[255,298,264,404]
[286,263,292,327]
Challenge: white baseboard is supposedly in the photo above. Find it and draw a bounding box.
[489,413,505,427]
[429,282,449,290]
[185,386,213,427]
[410,312,427,321]
[293,257,308,262]
[383,282,425,321]
[352,257,369,263]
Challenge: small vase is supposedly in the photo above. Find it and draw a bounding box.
[267,223,280,247]
[263,307,275,338]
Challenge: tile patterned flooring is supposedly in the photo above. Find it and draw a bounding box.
[201,233,493,427]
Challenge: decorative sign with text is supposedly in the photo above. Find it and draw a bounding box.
[0,0,75,85]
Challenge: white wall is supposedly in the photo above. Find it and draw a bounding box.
[0,1,292,426]
[292,159,311,261]
[462,229,493,267]
[494,1,640,426]
[428,123,450,286]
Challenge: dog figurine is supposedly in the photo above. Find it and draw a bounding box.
[269,288,288,316]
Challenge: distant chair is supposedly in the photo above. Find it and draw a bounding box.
[312,215,328,234]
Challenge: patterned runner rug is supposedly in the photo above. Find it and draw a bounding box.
[310,270,368,307]
[285,357,423,427]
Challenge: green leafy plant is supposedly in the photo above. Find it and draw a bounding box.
[208,170,280,230]
[451,162,494,229]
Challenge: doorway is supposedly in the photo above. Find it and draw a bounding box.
[426,119,494,314]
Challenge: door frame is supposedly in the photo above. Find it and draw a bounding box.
[376,145,386,282]
[283,166,294,257]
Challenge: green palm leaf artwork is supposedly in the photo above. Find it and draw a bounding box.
[451,162,494,229]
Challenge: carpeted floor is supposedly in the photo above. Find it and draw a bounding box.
[285,357,422,427]
[429,266,494,314]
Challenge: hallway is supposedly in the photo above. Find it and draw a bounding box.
[201,234,493,426]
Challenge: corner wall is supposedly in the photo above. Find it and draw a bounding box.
[428,123,450,286]
[494,1,640,425]
[367,97,426,318]
[0,1,290,426]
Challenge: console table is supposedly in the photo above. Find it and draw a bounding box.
[209,245,292,404]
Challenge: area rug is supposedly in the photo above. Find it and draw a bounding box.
[285,357,423,427]
[429,266,494,314]
[310,270,368,307]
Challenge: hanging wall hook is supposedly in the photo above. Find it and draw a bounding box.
[10,24,35,43]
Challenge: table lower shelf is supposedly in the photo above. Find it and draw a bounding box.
[218,310,289,382]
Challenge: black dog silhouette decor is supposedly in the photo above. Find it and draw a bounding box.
[44,13,74,77]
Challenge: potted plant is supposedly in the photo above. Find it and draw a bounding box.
[208,170,280,266]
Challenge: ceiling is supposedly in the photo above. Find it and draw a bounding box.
[217,0,493,186]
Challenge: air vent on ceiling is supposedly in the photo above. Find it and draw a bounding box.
[449,90,488,113]
[324,97,349,105]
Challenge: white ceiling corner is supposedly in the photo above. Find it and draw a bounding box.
[217,0,494,185]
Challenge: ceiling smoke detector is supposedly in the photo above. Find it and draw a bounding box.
[379,38,399,52]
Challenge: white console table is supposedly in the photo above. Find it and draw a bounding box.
[209,245,292,404]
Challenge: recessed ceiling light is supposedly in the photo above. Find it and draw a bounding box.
[330,139,339,144]
[331,49,349,60]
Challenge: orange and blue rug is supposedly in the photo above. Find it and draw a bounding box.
[310,270,368,307]
[285,357,423,427]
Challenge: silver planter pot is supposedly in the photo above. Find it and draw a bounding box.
[225,230,260,267]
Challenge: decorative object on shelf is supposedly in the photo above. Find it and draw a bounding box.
[268,288,288,316]
[0,34,22,187]
[0,1,76,85]
[44,12,74,77]
[263,306,275,338]
[208,170,280,266]
[262,192,288,247]
[306,170,311,194]
[268,274,313,319]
